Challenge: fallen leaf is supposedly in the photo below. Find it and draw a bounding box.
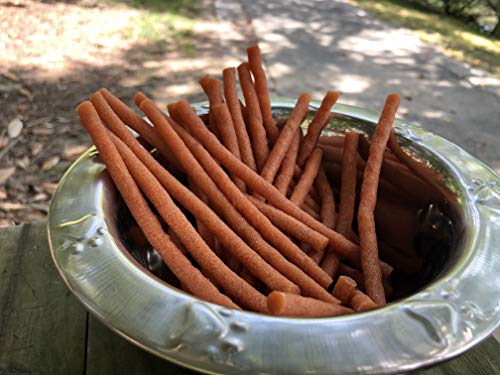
[7,118,23,138]
[16,156,30,170]
[0,167,16,185]
[32,127,53,136]
[63,144,88,160]
[0,202,27,211]
[0,190,7,200]
[1,70,20,82]
[30,203,49,213]
[18,87,33,101]
[41,182,58,193]
[31,143,43,156]
[31,193,48,202]
[55,116,70,124]
[0,219,15,228]
[42,156,60,171]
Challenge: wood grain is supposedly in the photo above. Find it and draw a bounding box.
[0,222,498,374]
[0,223,87,375]
[86,316,194,375]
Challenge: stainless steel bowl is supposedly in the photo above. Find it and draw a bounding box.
[48,100,500,374]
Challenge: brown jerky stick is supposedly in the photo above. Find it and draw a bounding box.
[290,148,323,207]
[388,131,453,204]
[92,93,299,295]
[316,167,337,229]
[305,166,336,265]
[339,263,364,287]
[306,247,324,265]
[199,75,223,104]
[223,67,258,173]
[289,175,321,211]
[212,103,247,192]
[297,91,340,166]
[358,93,401,305]
[332,276,357,305]
[274,129,301,195]
[349,289,377,312]
[303,193,321,213]
[301,201,321,220]
[247,195,328,252]
[247,44,280,144]
[267,292,354,317]
[97,88,181,171]
[323,161,405,204]
[116,132,267,312]
[240,267,261,288]
[170,99,392,275]
[319,135,345,147]
[199,75,223,138]
[320,249,340,278]
[145,100,336,302]
[76,101,238,309]
[167,103,333,290]
[237,63,269,171]
[316,166,341,272]
[358,135,435,203]
[336,132,360,242]
[188,177,216,250]
[259,93,311,184]
[320,144,365,168]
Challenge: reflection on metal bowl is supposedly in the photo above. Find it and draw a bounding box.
[48,100,500,374]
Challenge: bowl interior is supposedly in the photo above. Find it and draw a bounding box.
[109,106,465,305]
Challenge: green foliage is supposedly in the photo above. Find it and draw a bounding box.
[350,0,500,76]
[111,0,198,53]
[406,0,498,34]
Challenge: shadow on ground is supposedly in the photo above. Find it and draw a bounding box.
[241,0,500,173]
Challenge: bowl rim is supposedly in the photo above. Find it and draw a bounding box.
[48,99,500,374]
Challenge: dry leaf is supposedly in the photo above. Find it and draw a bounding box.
[1,70,20,82]
[0,202,27,211]
[7,118,23,138]
[42,156,60,171]
[0,190,7,200]
[0,167,16,185]
[16,156,30,170]
[0,219,15,228]
[30,203,49,213]
[32,127,53,136]
[41,182,58,193]
[31,142,43,156]
[32,193,48,202]
[63,144,88,160]
[18,87,33,101]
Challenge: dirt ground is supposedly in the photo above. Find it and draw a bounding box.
[0,0,229,227]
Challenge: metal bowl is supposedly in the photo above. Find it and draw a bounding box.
[48,100,500,374]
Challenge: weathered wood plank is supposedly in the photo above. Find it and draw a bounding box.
[416,336,500,374]
[0,223,87,375]
[86,316,195,375]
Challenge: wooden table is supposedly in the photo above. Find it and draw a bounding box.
[1,223,499,374]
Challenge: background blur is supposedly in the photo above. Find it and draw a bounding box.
[1,0,499,227]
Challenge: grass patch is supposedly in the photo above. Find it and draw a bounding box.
[111,0,199,55]
[349,0,500,77]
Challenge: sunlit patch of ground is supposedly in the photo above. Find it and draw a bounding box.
[349,0,500,77]
[0,0,232,226]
